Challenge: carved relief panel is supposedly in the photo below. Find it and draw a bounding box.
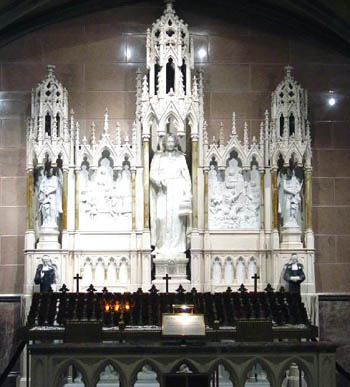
[79,151,132,231]
[208,155,260,230]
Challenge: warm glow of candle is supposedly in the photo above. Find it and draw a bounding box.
[125,303,130,311]
[105,304,110,312]
[114,303,120,312]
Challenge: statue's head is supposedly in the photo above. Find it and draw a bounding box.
[45,167,54,177]
[228,158,238,169]
[290,253,298,264]
[42,255,50,266]
[162,133,179,152]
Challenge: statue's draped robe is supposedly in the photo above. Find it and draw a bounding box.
[278,173,302,228]
[150,151,191,255]
[38,174,62,228]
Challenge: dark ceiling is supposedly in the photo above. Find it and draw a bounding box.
[0,0,349,55]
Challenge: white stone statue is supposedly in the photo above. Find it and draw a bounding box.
[80,164,89,193]
[225,158,245,191]
[119,258,128,283]
[150,133,192,257]
[118,163,132,213]
[278,169,303,228]
[212,258,222,285]
[224,259,234,285]
[38,167,63,228]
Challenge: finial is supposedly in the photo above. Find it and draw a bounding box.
[176,284,186,294]
[47,64,56,77]
[164,0,175,11]
[87,284,96,293]
[232,112,237,136]
[259,122,264,145]
[219,122,225,145]
[148,284,160,294]
[116,122,121,145]
[142,75,149,98]
[104,108,109,133]
[264,283,274,293]
[264,109,269,139]
[90,122,96,145]
[75,121,80,143]
[244,122,249,146]
[192,75,198,98]
[59,283,69,293]
[238,284,247,293]
[285,65,293,78]
[132,121,137,145]
[203,121,208,145]
[306,120,311,141]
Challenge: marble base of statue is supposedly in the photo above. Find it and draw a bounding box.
[37,227,60,249]
[280,227,303,249]
[152,252,190,292]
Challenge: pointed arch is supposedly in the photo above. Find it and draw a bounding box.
[207,359,238,387]
[38,147,55,166]
[223,147,244,168]
[130,360,162,387]
[92,359,125,387]
[278,357,312,387]
[166,57,175,93]
[271,150,285,169]
[144,110,159,132]
[285,149,303,167]
[207,146,222,168]
[54,360,88,387]
[169,358,199,374]
[248,152,262,168]
[242,358,274,386]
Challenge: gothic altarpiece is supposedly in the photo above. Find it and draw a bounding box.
[24,2,315,314]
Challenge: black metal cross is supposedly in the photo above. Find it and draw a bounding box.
[74,273,82,293]
[162,273,172,294]
[251,273,260,293]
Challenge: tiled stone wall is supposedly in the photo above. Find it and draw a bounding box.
[319,296,350,374]
[0,298,22,385]
[0,2,349,295]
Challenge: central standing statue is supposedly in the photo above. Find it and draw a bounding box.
[150,133,192,257]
